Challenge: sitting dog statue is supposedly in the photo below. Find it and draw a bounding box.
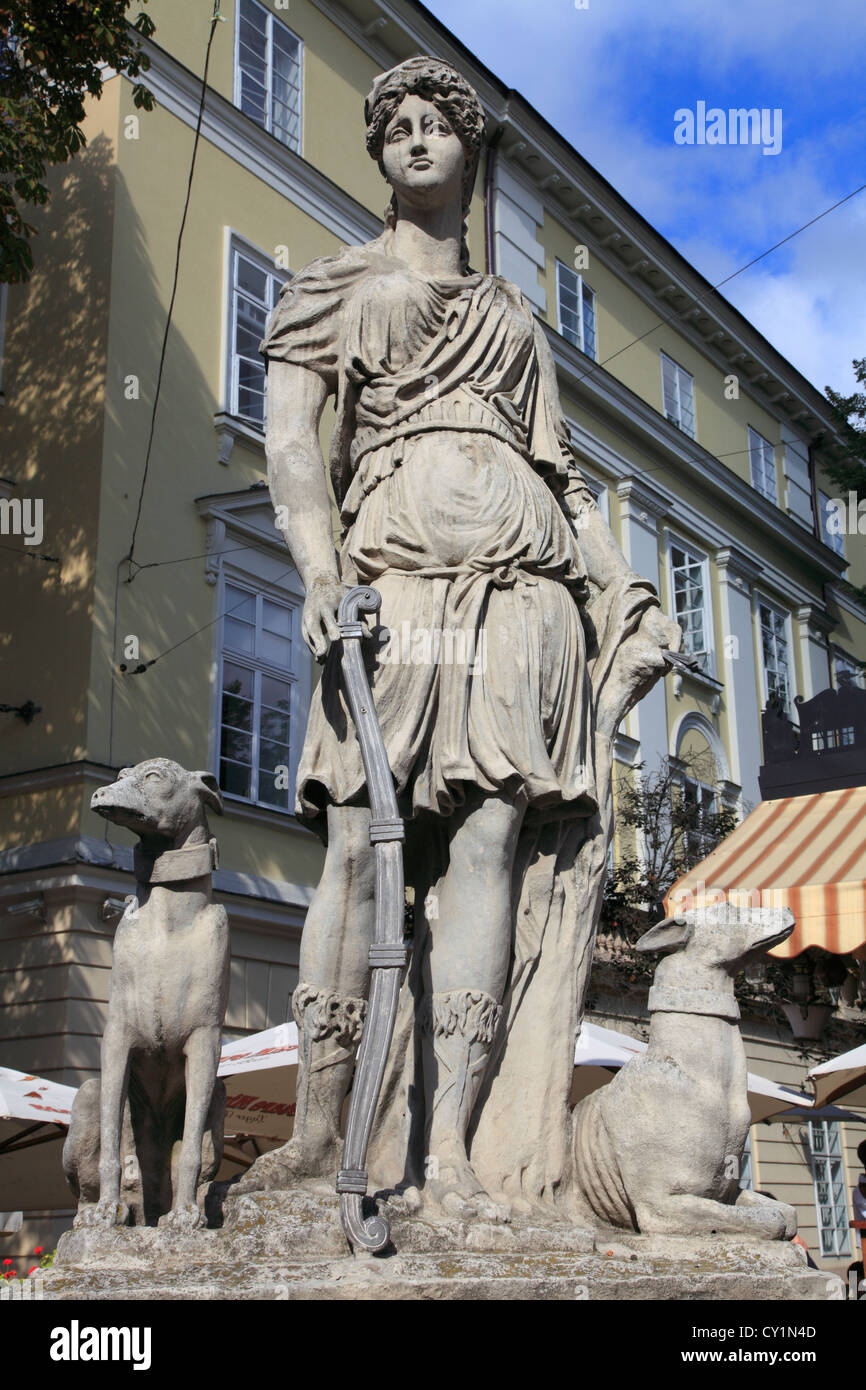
[569,903,798,1241]
[63,759,230,1230]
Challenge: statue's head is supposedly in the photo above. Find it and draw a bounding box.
[364,57,486,263]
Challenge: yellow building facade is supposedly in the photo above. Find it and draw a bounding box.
[1,0,863,1276]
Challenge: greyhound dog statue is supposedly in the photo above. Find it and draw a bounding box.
[64,759,230,1230]
[570,903,798,1241]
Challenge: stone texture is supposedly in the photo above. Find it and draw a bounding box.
[63,760,230,1230]
[43,1188,843,1301]
[569,905,799,1238]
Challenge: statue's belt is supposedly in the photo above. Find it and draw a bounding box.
[133,838,219,885]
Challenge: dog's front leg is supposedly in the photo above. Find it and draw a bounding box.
[159,1025,221,1231]
[74,1018,132,1228]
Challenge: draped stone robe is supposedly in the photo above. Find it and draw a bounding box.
[262,232,669,1209]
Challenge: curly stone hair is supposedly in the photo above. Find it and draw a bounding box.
[364,56,486,268]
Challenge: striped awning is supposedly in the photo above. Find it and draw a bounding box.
[665,786,866,959]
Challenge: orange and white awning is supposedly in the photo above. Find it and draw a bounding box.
[666,787,866,959]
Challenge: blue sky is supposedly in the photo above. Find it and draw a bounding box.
[424,0,866,397]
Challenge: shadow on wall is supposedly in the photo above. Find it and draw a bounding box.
[0,132,234,835]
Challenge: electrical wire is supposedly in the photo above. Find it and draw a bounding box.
[570,180,866,387]
[123,0,224,582]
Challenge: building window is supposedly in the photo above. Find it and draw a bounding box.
[808,1120,850,1258]
[219,578,300,810]
[748,427,777,503]
[817,490,846,559]
[660,352,696,438]
[235,0,302,153]
[669,537,713,675]
[757,599,791,710]
[834,651,864,690]
[229,243,284,427]
[682,776,717,863]
[556,262,597,360]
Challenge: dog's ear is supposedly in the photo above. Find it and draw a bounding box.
[194,771,224,816]
[635,916,692,954]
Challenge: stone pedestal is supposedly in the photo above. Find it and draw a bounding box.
[43,1189,844,1301]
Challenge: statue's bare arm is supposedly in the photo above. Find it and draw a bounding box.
[266,359,344,660]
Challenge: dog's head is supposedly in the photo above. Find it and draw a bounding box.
[91,759,223,841]
[636,902,795,975]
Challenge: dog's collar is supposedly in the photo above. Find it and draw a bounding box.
[648,983,740,1022]
[134,838,219,885]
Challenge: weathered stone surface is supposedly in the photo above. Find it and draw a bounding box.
[63,760,230,1231]
[570,905,800,1240]
[43,1188,843,1301]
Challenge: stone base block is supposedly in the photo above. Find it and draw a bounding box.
[43,1188,845,1301]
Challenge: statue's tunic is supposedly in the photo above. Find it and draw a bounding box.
[261,234,601,824]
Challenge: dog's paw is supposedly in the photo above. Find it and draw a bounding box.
[74,1199,130,1230]
[158,1203,204,1233]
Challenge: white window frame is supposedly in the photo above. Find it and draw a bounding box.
[748,426,777,504]
[817,489,846,560]
[808,1119,851,1259]
[556,261,597,360]
[755,594,794,713]
[660,351,696,439]
[665,532,716,677]
[226,236,286,429]
[234,0,303,154]
[217,562,305,813]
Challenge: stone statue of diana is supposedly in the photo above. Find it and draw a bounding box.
[234,56,681,1222]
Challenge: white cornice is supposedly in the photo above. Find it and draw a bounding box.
[0,835,313,913]
[135,37,381,248]
[547,325,847,588]
[827,583,866,626]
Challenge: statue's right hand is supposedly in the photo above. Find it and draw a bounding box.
[302,574,347,662]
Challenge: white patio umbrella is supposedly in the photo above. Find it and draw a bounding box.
[220,1018,811,1136]
[571,1022,813,1122]
[218,1022,299,1143]
[0,1067,77,1210]
[808,1042,866,1110]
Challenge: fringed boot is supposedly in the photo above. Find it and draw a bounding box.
[420,988,508,1222]
[231,982,366,1194]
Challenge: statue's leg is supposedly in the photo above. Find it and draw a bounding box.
[231,805,374,1194]
[420,788,524,1222]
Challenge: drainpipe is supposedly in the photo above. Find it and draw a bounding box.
[484,126,503,277]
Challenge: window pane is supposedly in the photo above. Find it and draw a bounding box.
[259,736,290,773]
[259,776,290,810]
[222,659,253,700]
[222,689,252,733]
[263,598,291,638]
[261,631,291,667]
[236,255,268,303]
[261,673,290,709]
[220,758,251,798]
[260,707,290,745]
[225,615,255,655]
[220,725,253,764]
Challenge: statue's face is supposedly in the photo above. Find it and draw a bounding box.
[380,93,466,213]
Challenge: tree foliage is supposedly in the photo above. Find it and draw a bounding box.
[0,1,155,283]
[601,755,739,938]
